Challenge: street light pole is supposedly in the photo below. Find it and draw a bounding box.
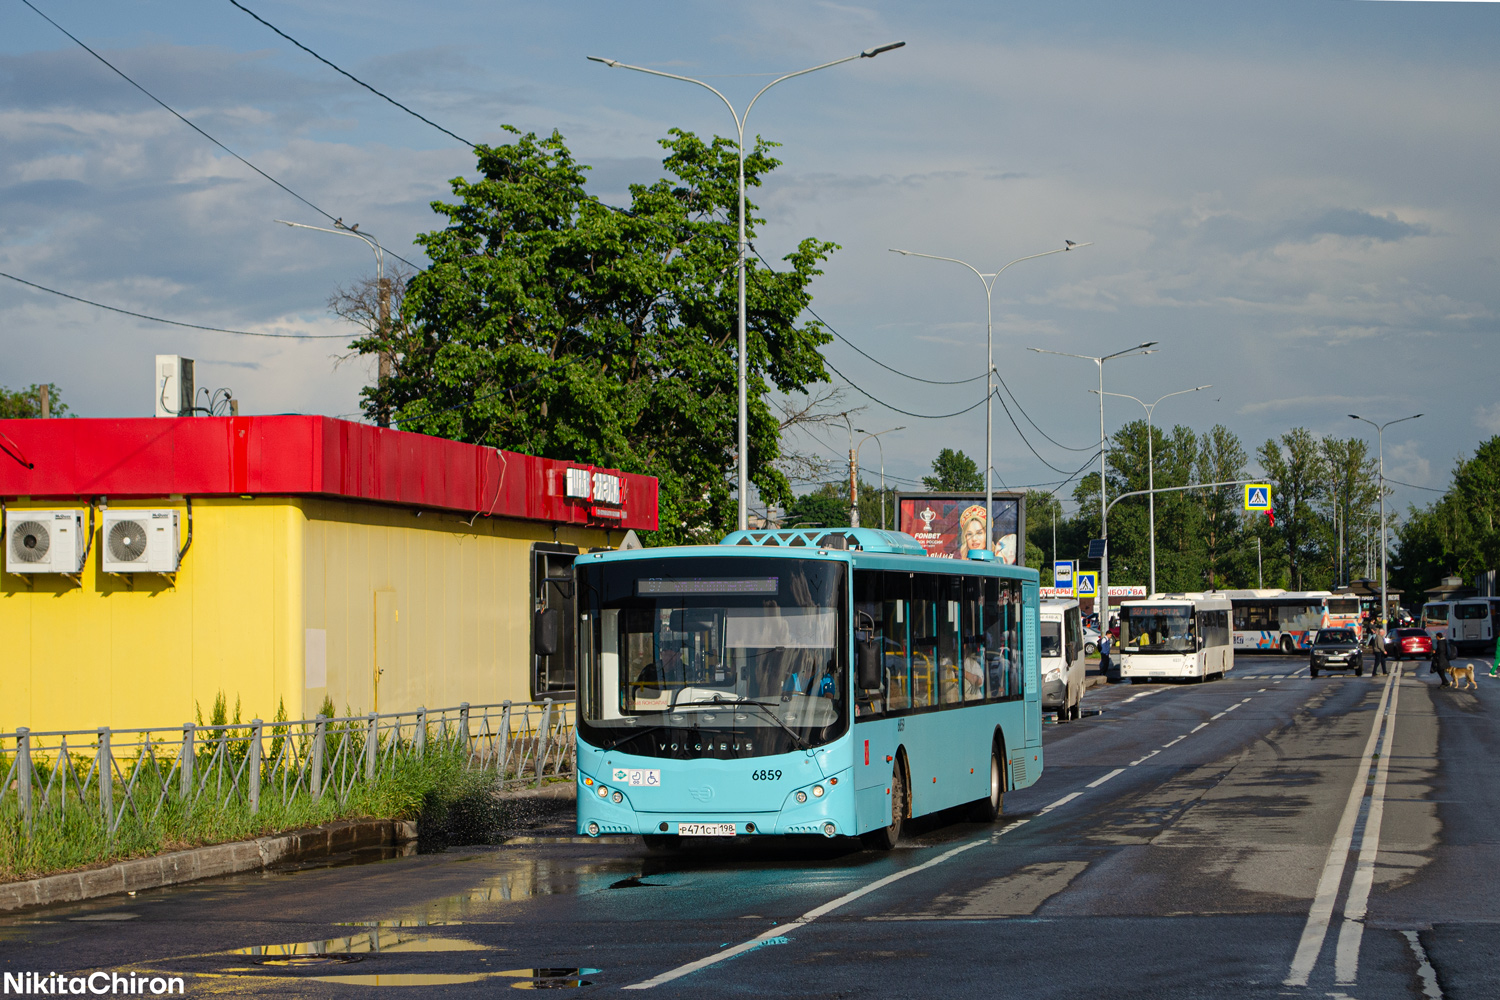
[591,41,905,532]
[276,219,391,426]
[1350,412,1422,628]
[1092,385,1211,595]
[854,425,905,530]
[890,243,1091,550]
[1029,342,1157,622]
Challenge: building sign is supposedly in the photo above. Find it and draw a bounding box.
[563,468,624,507]
[1041,585,1148,600]
[896,492,1025,564]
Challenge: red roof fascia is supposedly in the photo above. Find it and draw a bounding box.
[0,416,658,531]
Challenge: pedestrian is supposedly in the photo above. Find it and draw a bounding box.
[1099,631,1113,681]
[1371,628,1387,676]
[1431,632,1451,687]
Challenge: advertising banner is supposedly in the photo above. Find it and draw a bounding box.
[896,492,1025,564]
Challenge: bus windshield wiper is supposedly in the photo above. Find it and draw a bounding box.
[721,696,810,751]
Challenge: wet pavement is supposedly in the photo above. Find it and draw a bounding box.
[2,654,1497,998]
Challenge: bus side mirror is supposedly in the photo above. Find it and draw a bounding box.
[857,633,881,690]
[534,608,560,656]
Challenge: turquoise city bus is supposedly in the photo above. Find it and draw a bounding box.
[574,527,1043,850]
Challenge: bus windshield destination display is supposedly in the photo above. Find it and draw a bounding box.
[637,578,779,596]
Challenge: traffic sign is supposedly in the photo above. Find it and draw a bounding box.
[1243,484,1272,511]
[1074,571,1098,598]
[1087,538,1108,560]
[1053,560,1075,590]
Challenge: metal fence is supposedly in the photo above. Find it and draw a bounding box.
[0,700,575,838]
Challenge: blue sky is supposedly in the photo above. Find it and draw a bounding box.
[2,0,1497,512]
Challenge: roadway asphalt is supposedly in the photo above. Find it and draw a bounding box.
[2,653,1496,999]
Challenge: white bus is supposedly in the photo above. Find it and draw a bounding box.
[1228,590,1363,653]
[1040,599,1087,722]
[1423,598,1500,652]
[1118,593,1234,682]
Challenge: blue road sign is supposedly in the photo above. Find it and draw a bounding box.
[1053,560,1075,590]
[1244,484,1272,511]
[1074,571,1098,598]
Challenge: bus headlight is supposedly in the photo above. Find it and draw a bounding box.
[597,786,610,798]
[611,791,624,804]
[795,791,808,804]
[811,784,825,798]
[822,822,837,838]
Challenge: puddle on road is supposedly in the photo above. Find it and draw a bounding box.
[68,913,139,921]
[229,928,488,964]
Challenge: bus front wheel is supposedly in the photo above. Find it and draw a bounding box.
[863,761,906,851]
[1281,635,1295,654]
[966,744,1004,823]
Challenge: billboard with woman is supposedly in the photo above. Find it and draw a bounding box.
[895,492,1026,564]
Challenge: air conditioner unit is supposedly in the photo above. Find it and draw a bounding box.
[101,509,181,574]
[155,354,195,417]
[6,510,87,574]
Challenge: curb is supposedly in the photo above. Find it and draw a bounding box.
[0,818,417,913]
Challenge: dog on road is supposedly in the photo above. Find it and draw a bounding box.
[1448,661,1477,691]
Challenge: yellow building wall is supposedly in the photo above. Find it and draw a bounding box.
[0,498,302,734]
[0,496,611,735]
[301,500,609,717]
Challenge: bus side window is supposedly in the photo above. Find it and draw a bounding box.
[983,577,1004,699]
[961,577,985,701]
[883,571,912,712]
[910,574,938,709]
[938,575,963,706]
[853,570,886,719]
[1008,580,1024,700]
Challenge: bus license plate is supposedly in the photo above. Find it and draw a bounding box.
[677,823,736,837]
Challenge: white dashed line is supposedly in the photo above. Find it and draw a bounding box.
[1224,703,1242,713]
[1210,711,1227,720]
[1129,749,1161,767]
[1086,768,1124,788]
[1258,688,1268,692]
[1040,792,1082,814]
[1191,722,1209,733]
[1162,736,1187,748]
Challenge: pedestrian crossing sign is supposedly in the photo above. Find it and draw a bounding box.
[1074,571,1097,597]
[1243,484,1272,511]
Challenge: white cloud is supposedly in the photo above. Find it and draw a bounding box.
[1476,402,1500,435]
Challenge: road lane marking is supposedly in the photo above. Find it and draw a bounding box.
[1210,711,1227,720]
[1335,666,1404,985]
[1191,722,1209,733]
[1283,667,1400,987]
[624,821,1029,989]
[1128,749,1160,766]
[1258,688,1267,692]
[1161,736,1187,748]
[1086,768,1124,788]
[1119,689,1164,704]
[1224,703,1241,713]
[1401,931,1444,999]
[1040,792,1082,814]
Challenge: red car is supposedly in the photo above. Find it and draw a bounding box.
[1383,628,1433,661]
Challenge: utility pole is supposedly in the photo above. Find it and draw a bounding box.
[378,276,393,428]
[1256,536,1263,589]
[848,443,859,528]
[38,384,49,419]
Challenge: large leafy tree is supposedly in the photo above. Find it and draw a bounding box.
[358,127,836,544]
[1394,436,1500,594]
[1257,427,1328,590]
[1195,424,1248,590]
[922,448,984,491]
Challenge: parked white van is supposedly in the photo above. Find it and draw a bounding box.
[1040,598,1088,721]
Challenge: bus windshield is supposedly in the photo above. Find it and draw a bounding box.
[577,556,848,756]
[1121,605,1195,653]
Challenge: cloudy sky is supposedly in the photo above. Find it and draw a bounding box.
[2,0,1496,512]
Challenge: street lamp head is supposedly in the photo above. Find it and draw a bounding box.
[586,56,619,67]
[888,248,912,255]
[1348,414,1362,421]
[861,41,906,58]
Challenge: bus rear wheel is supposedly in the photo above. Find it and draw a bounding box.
[966,744,1004,823]
[863,760,906,851]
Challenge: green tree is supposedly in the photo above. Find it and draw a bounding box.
[922,448,983,491]
[1319,435,1380,587]
[0,383,67,419]
[783,483,850,529]
[1257,427,1328,590]
[1395,436,1500,595]
[359,127,837,544]
[1195,424,1248,590]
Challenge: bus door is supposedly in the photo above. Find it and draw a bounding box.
[1024,580,1040,745]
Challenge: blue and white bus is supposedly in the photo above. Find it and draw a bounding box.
[574,527,1043,850]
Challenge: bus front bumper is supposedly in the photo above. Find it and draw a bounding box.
[575,767,856,838]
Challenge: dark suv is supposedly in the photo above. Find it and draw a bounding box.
[1310,628,1363,678]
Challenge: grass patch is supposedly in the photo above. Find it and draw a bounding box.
[0,741,498,884]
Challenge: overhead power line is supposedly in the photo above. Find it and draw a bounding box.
[19,0,423,272]
[822,357,990,420]
[0,271,350,339]
[226,0,475,148]
[1385,477,1446,494]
